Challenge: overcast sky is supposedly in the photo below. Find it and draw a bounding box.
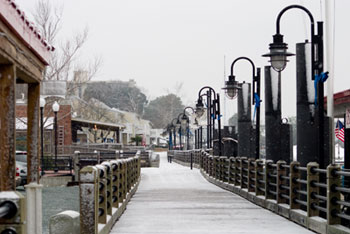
[17,0,350,124]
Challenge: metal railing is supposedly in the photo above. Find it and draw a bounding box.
[170,150,350,234]
[79,155,141,234]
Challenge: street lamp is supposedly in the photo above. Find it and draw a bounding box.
[222,76,239,99]
[182,106,195,150]
[166,124,172,150]
[180,114,189,131]
[223,56,261,159]
[195,97,205,119]
[262,4,326,167]
[196,86,222,155]
[40,97,46,175]
[176,113,186,150]
[171,118,178,150]
[52,101,60,173]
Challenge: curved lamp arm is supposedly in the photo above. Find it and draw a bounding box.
[198,86,216,98]
[276,5,314,35]
[230,56,256,78]
[183,106,195,115]
[263,5,316,73]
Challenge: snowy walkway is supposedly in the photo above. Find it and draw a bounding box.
[110,152,313,234]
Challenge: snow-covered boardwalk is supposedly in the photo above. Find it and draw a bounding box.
[110,152,313,234]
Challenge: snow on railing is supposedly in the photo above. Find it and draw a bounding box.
[172,150,350,234]
[79,155,140,234]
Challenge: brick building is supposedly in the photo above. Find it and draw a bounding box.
[16,101,72,155]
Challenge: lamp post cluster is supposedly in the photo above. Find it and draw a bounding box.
[167,4,329,168]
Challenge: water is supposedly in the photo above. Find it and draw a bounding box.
[18,185,79,234]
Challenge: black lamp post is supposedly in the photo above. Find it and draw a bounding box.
[195,93,211,149]
[223,57,261,159]
[175,113,184,150]
[262,4,325,167]
[171,118,178,150]
[167,124,172,150]
[40,97,46,175]
[52,101,60,173]
[196,87,222,155]
[182,106,195,150]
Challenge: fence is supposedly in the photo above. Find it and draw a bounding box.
[79,155,141,234]
[170,150,350,234]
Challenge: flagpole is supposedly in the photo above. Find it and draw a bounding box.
[325,0,335,164]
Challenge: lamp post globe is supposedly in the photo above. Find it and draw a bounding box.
[222,75,239,99]
[175,119,181,129]
[52,101,60,112]
[40,97,46,108]
[262,34,294,72]
[195,98,205,118]
[181,114,188,130]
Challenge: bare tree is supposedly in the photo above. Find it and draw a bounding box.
[33,0,102,91]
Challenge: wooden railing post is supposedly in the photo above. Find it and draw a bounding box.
[327,164,341,225]
[240,157,247,189]
[248,158,255,193]
[123,159,128,200]
[101,162,113,216]
[79,166,98,234]
[290,161,301,209]
[229,157,235,185]
[265,160,274,200]
[119,160,126,202]
[213,156,219,180]
[307,162,319,217]
[110,160,119,208]
[208,155,213,177]
[73,151,80,182]
[276,160,287,204]
[255,159,264,196]
[96,165,107,224]
[235,157,240,187]
[117,161,124,205]
[225,157,230,183]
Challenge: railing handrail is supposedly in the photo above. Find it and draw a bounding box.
[171,149,350,231]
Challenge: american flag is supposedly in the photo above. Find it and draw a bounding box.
[335,120,345,142]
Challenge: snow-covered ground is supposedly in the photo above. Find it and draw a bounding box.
[110,152,314,234]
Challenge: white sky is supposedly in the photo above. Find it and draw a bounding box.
[16,0,350,125]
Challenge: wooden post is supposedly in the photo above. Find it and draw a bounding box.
[27,83,41,183]
[228,157,235,184]
[277,160,287,204]
[307,162,319,217]
[0,65,16,191]
[240,157,247,189]
[96,165,107,224]
[80,166,98,234]
[265,160,274,200]
[235,157,240,187]
[110,160,119,208]
[101,162,113,216]
[255,159,264,196]
[73,151,81,182]
[248,158,255,193]
[327,164,341,225]
[290,161,301,209]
